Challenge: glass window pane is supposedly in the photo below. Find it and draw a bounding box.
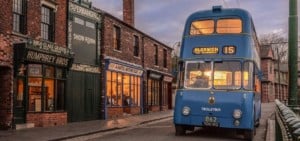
[45,66,54,78]
[214,61,241,89]
[123,74,130,106]
[217,19,242,33]
[147,80,152,106]
[28,64,42,76]
[244,62,254,90]
[44,79,54,111]
[28,78,42,112]
[190,20,214,35]
[185,61,212,88]
[16,78,24,107]
[57,80,65,110]
[106,78,112,106]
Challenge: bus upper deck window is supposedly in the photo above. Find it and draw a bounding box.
[217,19,242,33]
[190,20,214,35]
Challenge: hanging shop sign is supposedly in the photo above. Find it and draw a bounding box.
[149,73,162,80]
[163,76,173,82]
[108,63,143,76]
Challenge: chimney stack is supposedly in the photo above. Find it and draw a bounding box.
[123,0,134,26]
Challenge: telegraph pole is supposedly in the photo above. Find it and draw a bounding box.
[288,0,298,106]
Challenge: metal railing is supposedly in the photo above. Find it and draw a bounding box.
[275,99,300,141]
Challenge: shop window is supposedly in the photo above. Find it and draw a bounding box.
[148,79,160,106]
[162,82,168,106]
[106,71,141,107]
[27,64,66,112]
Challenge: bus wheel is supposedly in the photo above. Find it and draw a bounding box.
[255,119,260,127]
[175,125,186,136]
[244,129,254,141]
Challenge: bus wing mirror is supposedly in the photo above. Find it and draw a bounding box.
[257,71,264,80]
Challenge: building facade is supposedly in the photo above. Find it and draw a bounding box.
[260,45,275,103]
[0,0,73,129]
[274,63,288,103]
[67,0,103,122]
[101,0,173,119]
[0,0,173,129]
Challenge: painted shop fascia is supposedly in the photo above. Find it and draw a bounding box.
[104,57,144,119]
[14,40,74,69]
[13,39,74,128]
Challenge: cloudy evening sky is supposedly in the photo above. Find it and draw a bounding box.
[91,0,299,46]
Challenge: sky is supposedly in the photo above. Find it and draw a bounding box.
[91,0,298,47]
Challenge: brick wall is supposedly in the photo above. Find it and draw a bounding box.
[107,107,123,119]
[0,68,13,129]
[143,37,172,74]
[0,1,12,34]
[149,106,160,112]
[0,34,13,130]
[26,112,67,127]
[102,15,143,66]
[124,107,140,115]
[261,83,269,103]
[0,34,13,67]
[55,0,67,47]
[27,0,67,46]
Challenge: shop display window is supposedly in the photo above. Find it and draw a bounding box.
[147,79,160,106]
[27,64,66,112]
[106,71,141,107]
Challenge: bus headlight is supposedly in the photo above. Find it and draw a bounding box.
[182,106,191,116]
[233,109,242,119]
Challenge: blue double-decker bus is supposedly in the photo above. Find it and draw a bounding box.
[173,6,262,140]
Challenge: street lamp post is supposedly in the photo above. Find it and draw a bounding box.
[288,0,298,106]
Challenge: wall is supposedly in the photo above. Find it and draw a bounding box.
[26,112,67,127]
[102,15,143,66]
[0,35,13,129]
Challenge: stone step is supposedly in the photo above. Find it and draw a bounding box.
[15,123,35,130]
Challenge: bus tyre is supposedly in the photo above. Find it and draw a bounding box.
[175,125,186,136]
[244,129,254,141]
[255,119,260,127]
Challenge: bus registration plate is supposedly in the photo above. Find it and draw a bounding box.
[204,116,218,127]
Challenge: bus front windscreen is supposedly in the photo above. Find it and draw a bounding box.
[184,61,212,89]
[213,61,241,90]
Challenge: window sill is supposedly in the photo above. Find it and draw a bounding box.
[12,31,28,39]
[133,56,140,59]
[113,49,122,53]
[27,111,66,113]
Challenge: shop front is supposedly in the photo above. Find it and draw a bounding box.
[147,70,173,112]
[13,40,73,127]
[105,60,143,119]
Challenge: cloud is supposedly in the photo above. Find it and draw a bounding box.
[91,0,300,46]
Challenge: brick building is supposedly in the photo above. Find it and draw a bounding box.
[274,63,288,103]
[0,0,173,128]
[0,0,73,129]
[260,45,275,102]
[100,0,173,119]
